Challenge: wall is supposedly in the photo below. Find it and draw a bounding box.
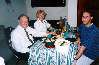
[26,0,77,27]
[67,0,77,27]
[0,0,77,27]
[26,0,67,20]
[0,0,26,28]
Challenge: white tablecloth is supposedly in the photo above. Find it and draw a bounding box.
[28,40,77,65]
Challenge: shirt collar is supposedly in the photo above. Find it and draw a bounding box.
[37,18,46,23]
[18,25,29,30]
[85,23,93,27]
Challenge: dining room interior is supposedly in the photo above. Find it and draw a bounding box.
[0,0,99,65]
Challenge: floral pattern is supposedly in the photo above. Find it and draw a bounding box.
[54,38,70,46]
[28,40,77,65]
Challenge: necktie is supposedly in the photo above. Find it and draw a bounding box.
[24,29,34,47]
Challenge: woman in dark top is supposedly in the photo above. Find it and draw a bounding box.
[75,11,99,65]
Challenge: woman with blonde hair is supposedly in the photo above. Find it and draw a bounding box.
[34,9,53,37]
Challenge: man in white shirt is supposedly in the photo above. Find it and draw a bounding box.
[11,14,36,61]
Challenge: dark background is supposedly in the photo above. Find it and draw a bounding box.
[31,0,66,7]
[78,0,99,27]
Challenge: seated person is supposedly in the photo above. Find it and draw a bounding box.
[74,11,99,65]
[34,9,55,37]
[11,14,36,60]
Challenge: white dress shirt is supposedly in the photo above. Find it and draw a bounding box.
[0,57,5,65]
[34,19,50,37]
[11,25,36,53]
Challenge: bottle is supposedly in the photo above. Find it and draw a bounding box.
[63,16,71,32]
[63,16,67,22]
[63,16,67,27]
[65,22,70,32]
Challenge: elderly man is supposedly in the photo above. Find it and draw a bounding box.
[11,14,36,61]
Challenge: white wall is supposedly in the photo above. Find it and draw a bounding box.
[0,0,26,27]
[67,0,77,27]
[26,0,67,20]
[26,0,77,27]
[0,0,77,27]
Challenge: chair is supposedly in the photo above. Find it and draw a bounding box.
[6,27,28,64]
[8,40,29,64]
[8,41,21,63]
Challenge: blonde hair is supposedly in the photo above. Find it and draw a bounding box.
[36,9,47,18]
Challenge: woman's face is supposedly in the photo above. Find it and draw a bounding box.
[19,16,29,28]
[82,12,93,25]
[38,12,45,21]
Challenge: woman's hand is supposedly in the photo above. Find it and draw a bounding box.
[47,32,57,35]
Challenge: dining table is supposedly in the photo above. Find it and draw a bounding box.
[28,38,78,65]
